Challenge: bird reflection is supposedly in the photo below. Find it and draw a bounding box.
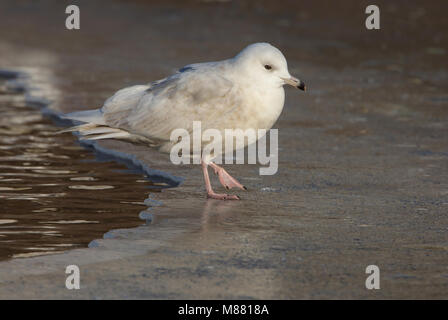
[200,199,240,232]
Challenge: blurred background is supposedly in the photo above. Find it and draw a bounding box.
[0,0,447,299]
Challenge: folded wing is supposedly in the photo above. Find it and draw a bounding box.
[102,63,240,142]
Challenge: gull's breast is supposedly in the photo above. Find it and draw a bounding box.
[197,86,285,157]
[217,86,285,132]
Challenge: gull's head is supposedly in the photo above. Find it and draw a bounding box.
[233,43,306,91]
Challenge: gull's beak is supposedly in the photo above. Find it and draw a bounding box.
[282,76,306,91]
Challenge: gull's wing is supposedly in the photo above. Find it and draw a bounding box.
[102,62,241,141]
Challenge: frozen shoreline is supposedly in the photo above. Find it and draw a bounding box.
[0,68,186,263]
[0,0,447,299]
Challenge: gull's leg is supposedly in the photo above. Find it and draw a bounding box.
[202,161,240,200]
[208,162,247,191]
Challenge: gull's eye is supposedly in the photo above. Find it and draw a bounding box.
[264,64,272,70]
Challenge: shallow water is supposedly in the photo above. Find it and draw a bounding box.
[0,74,160,260]
[0,0,447,299]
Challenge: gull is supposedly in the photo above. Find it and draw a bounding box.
[61,43,306,200]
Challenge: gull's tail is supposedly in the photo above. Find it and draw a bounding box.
[62,109,106,125]
[58,108,157,145]
[59,108,131,141]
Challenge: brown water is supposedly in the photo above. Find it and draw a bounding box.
[0,0,447,299]
[0,73,162,260]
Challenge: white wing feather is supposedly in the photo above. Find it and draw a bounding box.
[102,63,242,142]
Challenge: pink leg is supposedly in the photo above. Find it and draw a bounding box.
[202,161,240,200]
[208,162,247,191]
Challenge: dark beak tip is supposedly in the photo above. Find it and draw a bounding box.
[297,83,306,91]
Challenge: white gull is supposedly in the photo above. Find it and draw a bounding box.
[62,42,306,200]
